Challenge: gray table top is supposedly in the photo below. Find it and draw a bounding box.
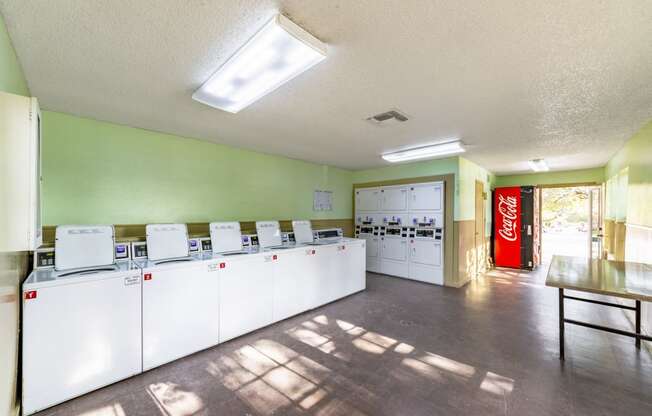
[546,255,652,302]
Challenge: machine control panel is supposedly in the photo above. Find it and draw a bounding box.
[314,228,343,240]
[188,238,201,253]
[131,241,148,259]
[241,234,258,247]
[281,232,295,243]
[200,237,212,252]
[114,243,131,260]
[33,248,55,269]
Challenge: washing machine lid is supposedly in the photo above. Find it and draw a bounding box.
[256,221,282,248]
[146,223,189,261]
[292,220,314,244]
[55,225,115,271]
[210,221,243,253]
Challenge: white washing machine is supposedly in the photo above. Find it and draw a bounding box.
[408,225,444,285]
[208,222,274,343]
[292,220,315,244]
[255,220,286,248]
[22,225,142,415]
[137,224,220,371]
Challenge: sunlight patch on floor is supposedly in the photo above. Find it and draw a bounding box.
[148,382,204,416]
[480,371,515,396]
[420,352,476,378]
[77,403,126,416]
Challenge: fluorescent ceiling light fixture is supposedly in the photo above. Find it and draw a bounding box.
[192,14,327,113]
[382,140,465,163]
[528,158,549,172]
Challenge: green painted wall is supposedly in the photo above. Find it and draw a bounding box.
[42,112,353,225]
[458,158,492,233]
[605,120,652,227]
[0,15,29,96]
[494,167,605,188]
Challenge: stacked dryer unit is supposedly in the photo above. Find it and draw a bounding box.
[355,181,445,285]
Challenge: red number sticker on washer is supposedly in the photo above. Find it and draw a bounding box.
[273,255,278,260]
[220,262,226,269]
[25,290,37,300]
[144,273,152,281]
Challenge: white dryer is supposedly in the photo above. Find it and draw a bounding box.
[138,224,220,371]
[22,225,142,415]
[379,213,410,277]
[408,225,444,285]
[354,224,380,273]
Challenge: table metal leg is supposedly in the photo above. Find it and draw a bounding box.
[636,300,641,349]
[559,288,565,360]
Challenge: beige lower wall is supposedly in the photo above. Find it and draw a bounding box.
[603,219,614,256]
[452,220,476,287]
[0,250,29,416]
[613,222,626,261]
[41,219,355,246]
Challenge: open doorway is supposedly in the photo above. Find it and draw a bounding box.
[540,185,602,263]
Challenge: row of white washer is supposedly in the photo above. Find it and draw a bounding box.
[21,222,365,415]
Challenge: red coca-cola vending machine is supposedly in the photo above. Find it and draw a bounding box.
[492,186,540,270]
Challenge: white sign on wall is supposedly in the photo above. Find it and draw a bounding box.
[313,190,333,211]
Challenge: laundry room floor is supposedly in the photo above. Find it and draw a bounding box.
[35,267,652,416]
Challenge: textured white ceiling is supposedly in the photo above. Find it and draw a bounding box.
[2,0,651,173]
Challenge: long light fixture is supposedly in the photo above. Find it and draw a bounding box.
[528,158,549,172]
[192,14,327,113]
[381,140,465,163]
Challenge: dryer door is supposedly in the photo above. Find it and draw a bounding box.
[382,237,408,262]
[410,239,442,266]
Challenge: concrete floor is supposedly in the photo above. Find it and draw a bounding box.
[36,266,652,416]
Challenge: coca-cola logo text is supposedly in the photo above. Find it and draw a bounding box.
[498,194,518,242]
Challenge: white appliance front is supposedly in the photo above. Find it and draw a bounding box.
[409,211,444,229]
[256,221,283,248]
[409,230,444,285]
[357,225,380,273]
[54,225,115,270]
[141,257,220,370]
[272,247,319,321]
[145,223,189,261]
[381,186,409,211]
[355,212,382,226]
[381,212,409,227]
[218,252,275,342]
[380,227,409,277]
[292,220,314,244]
[340,240,367,295]
[210,221,243,253]
[409,182,444,211]
[22,265,142,415]
[355,187,381,211]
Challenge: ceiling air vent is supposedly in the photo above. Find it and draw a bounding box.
[366,109,409,125]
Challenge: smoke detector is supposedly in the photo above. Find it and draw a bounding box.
[366,109,409,125]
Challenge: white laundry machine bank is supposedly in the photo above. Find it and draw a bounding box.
[355,180,446,285]
[22,225,142,416]
[137,224,221,371]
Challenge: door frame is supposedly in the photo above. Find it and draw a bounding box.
[538,182,603,262]
[474,180,485,277]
